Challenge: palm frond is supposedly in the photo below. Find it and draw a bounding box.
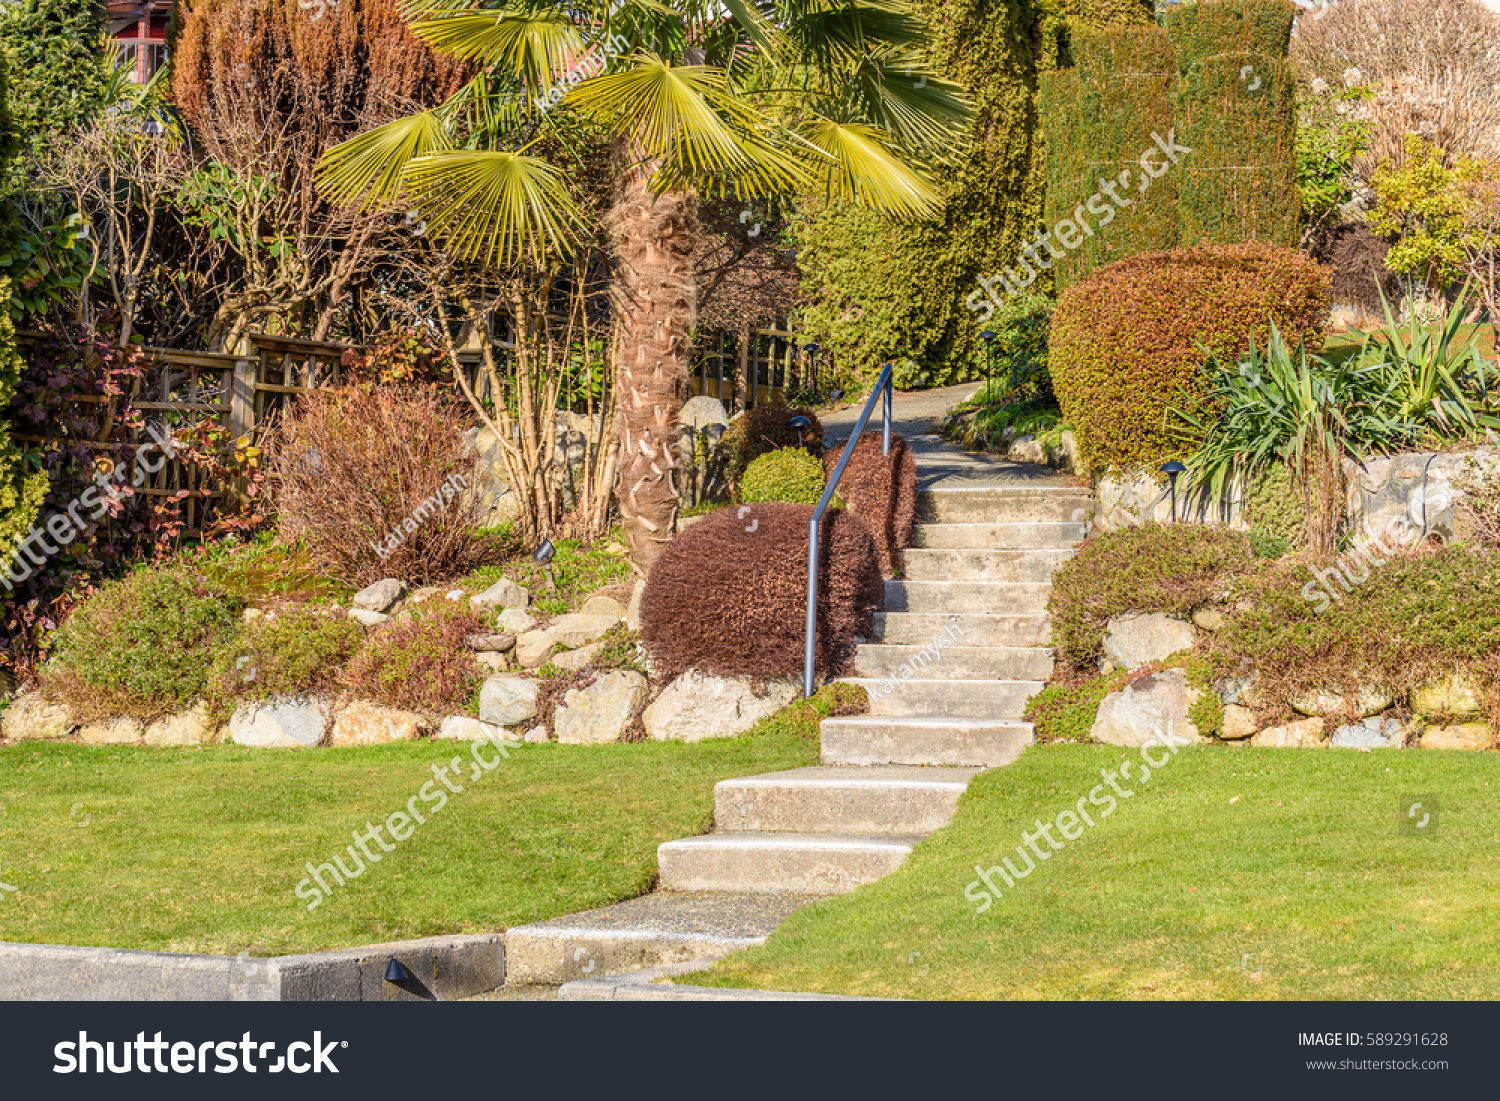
[801,119,940,216]
[315,111,453,211]
[409,10,584,93]
[569,60,810,196]
[840,51,971,154]
[402,151,588,266]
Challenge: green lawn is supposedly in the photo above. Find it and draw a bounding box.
[0,732,815,956]
[698,744,1500,1000]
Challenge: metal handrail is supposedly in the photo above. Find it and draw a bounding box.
[803,362,894,697]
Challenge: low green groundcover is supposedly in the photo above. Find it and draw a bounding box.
[699,744,1500,1000]
[0,732,815,955]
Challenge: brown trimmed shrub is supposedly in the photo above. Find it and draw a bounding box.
[273,385,489,587]
[1050,242,1330,474]
[339,604,486,715]
[640,503,882,678]
[824,433,918,576]
[716,404,825,489]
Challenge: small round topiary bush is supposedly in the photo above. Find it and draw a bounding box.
[208,605,365,715]
[44,566,242,721]
[1050,242,1330,474]
[825,433,918,576]
[741,447,827,505]
[640,503,882,679]
[716,403,825,488]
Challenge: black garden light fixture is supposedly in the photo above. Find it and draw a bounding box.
[384,958,411,983]
[1160,461,1186,522]
[978,330,998,399]
[534,538,557,591]
[788,414,813,448]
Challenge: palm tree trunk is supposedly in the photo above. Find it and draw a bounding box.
[607,144,698,577]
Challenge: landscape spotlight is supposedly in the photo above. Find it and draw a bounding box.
[1159,461,1187,522]
[978,330,998,397]
[788,416,812,429]
[384,959,411,983]
[534,538,557,591]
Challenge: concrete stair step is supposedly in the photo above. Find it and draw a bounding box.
[854,643,1053,681]
[874,611,1052,648]
[715,766,977,834]
[901,548,1075,583]
[503,892,817,984]
[840,677,1044,719]
[919,486,1095,524]
[657,832,925,894]
[820,715,1035,768]
[885,580,1051,615]
[912,521,1088,550]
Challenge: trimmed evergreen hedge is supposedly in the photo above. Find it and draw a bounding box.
[1041,0,1300,290]
[1049,242,1330,474]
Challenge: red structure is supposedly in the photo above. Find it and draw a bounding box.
[107,1,173,83]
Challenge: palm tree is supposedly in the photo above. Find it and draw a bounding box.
[316,0,969,575]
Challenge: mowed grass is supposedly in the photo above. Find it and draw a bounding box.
[0,733,815,956]
[699,744,1500,1000]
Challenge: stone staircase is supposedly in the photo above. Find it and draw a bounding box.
[504,479,1092,989]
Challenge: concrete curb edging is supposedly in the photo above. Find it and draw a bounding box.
[557,958,899,1001]
[0,933,504,1001]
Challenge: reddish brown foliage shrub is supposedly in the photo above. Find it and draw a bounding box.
[824,433,917,576]
[1050,242,1330,473]
[339,604,486,715]
[272,385,489,586]
[640,504,882,678]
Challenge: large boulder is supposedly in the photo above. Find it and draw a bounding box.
[644,670,798,742]
[1290,687,1393,718]
[331,701,428,746]
[78,716,145,745]
[353,578,407,614]
[497,608,538,635]
[1330,717,1402,748]
[464,425,521,527]
[552,642,603,672]
[514,630,557,669]
[1421,724,1493,751]
[1090,670,1205,747]
[144,703,216,746]
[228,697,329,748]
[435,715,507,742]
[3,693,77,741]
[1102,613,1196,672]
[478,675,540,727]
[1409,675,1483,720]
[679,395,729,431]
[1249,716,1324,748]
[470,578,530,614]
[554,671,647,745]
[546,613,618,649]
[578,594,628,620]
[1219,703,1257,741]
